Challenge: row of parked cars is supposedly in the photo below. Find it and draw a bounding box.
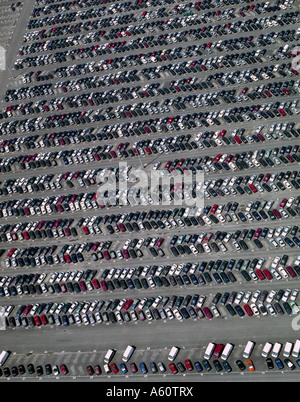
[14,2,299,70]
[3,71,298,129]
[0,363,68,378]
[2,196,299,267]
[1,251,299,299]
[1,250,299,300]
[4,283,299,329]
[1,80,298,137]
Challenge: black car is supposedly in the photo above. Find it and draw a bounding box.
[266,358,274,369]
[235,360,246,371]
[27,364,35,374]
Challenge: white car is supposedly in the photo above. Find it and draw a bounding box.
[211,305,221,318]
[291,302,300,314]
[190,245,198,255]
[270,268,282,280]
[232,240,241,251]
[282,289,291,302]
[147,277,156,288]
[266,290,276,303]
[234,291,244,304]
[165,308,174,320]
[136,238,144,248]
[277,266,289,279]
[197,296,206,308]
[203,243,211,253]
[242,291,252,304]
[271,257,281,268]
[290,289,299,302]
[283,180,292,189]
[257,303,268,316]
[251,290,261,303]
[265,304,276,316]
[250,303,260,316]
[173,308,183,321]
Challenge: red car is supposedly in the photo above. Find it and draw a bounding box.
[177,158,185,167]
[60,364,68,375]
[254,228,262,239]
[169,363,178,374]
[210,204,219,214]
[119,223,126,232]
[94,365,101,375]
[155,238,164,247]
[279,198,288,208]
[130,362,138,373]
[286,155,294,163]
[91,242,100,252]
[40,315,48,325]
[233,135,242,144]
[184,359,193,371]
[286,266,297,278]
[7,248,16,258]
[60,283,68,293]
[138,310,146,321]
[213,154,222,162]
[86,365,94,376]
[262,269,273,280]
[79,281,87,291]
[255,269,265,280]
[205,232,213,242]
[244,304,253,316]
[203,307,213,319]
[92,279,100,289]
[33,316,42,327]
[110,363,119,374]
[64,254,71,263]
[123,299,133,310]
[249,184,257,193]
[83,226,89,235]
[22,230,30,240]
[23,304,32,315]
[103,251,111,261]
[123,249,130,259]
[278,108,286,116]
[100,280,108,292]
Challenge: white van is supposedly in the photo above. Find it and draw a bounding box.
[122,345,135,362]
[221,343,234,360]
[292,339,300,358]
[168,346,180,361]
[104,349,115,364]
[243,341,255,358]
[0,351,9,366]
[103,363,111,374]
[204,342,215,360]
[271,342,282,358]
[261,342,272,358]
[283,342,293,358]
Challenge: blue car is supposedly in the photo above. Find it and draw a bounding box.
[202,359,212,371]
[139,362,148,374]
[275,358,284,370]
[194,361,203,372]
[120,363,128,374]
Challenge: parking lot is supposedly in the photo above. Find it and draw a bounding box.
[0,0,299,382]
